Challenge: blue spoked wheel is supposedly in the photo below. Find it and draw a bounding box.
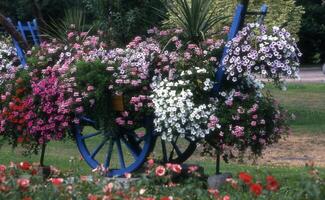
[154,135,197,164]
[73,116,154,177]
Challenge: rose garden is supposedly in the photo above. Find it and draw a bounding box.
[0,0,324,199]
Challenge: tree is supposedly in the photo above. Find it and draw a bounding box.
[296,0,325,64]
[164,0,304,40]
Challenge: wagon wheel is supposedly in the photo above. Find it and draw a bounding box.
[153,135,197,164]
[73,116,154,177]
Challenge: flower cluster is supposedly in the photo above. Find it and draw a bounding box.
[149,30,224,141]
[0,31,106,151]
[225,172,280,197]
[223,23,301,85]
[152,78,219,141]
[0,36,18,74]
[205,86,289,157]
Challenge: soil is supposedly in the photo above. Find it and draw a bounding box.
[195,134,325,168]
[256,134,325,167]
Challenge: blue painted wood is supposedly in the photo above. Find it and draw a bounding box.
[13,39,27,66]
[7,19,41,67]
[17,21,27,42]
[257,4,268,24]
[33,19,41,44]
[27,21,38,45]
[213,4,245,93]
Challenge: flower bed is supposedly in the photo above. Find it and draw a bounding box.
[0,160,323,200]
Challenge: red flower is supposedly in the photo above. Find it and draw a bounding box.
[170,164,182,174]
[17,136,24,143]
[239,172,253,185]
[250,183,263,196]
[0,164,6,172]
[160,197,173,200]
[208,188,219,199]
[22,197,32,200]
[87,194,97,200]
[19,161,31,171]
[155,166,166,177]
[266,176,279,191]
[50,178,64,185]
[17,178,30,189]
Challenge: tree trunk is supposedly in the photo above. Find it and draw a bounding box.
[0,13,29,50]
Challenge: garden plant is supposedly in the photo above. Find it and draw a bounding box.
[0,0,324,199]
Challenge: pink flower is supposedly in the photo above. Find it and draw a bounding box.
[187,44,197,49]
[87,85,94,91]
[155,166,166,177]
[171,164,182,174]
[67,32,74,39]
[251,121,257,126]
[0,165,6,172]
[124,173,132,179]
[231,126,245,137]
[17,178,30,189]
[188,165,199,173]
[223,195,231,200]
[147,159,154,167]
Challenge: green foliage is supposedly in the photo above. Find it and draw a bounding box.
[164,0,304,40]
[82,0,165,45]
[296,0,325,64]
[160,0,228,43]
[44,7,88,43]
[74,60,116,130]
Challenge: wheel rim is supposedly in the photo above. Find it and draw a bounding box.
[154,135,197,164]
[74,116,154,177]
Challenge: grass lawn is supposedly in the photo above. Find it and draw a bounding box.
[0,83,324,180]
[265,83,325,135]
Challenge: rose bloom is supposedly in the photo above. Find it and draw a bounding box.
[50,178,64,185]
[250,183,263,196]
[17,178,30,189]
[0,164,6,172]
[266,176,280,191]
[19,161,32,171]
[223,195,231,200]
[155,165,166,177]
[147,159,154,167]
[171,164,182,174]
[239,172,253,185]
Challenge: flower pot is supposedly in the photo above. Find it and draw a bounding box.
[112,94,124,112]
